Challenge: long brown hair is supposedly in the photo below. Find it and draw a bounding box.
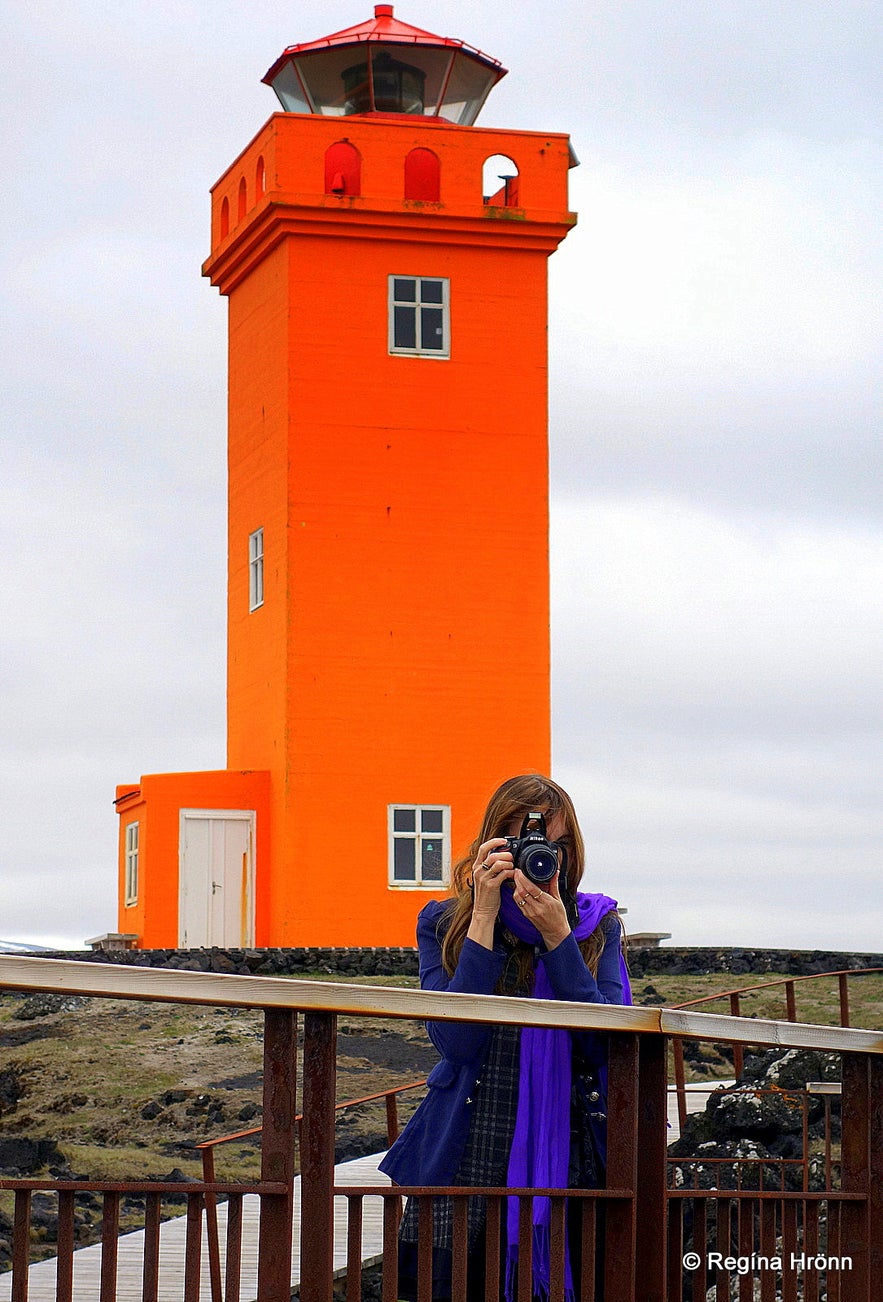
[440,774,618,990]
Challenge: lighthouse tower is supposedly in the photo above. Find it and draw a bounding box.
[115,7,576,949]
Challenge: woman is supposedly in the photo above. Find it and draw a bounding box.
[379,774,631,1301]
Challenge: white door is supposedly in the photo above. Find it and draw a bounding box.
[178,810,255,948]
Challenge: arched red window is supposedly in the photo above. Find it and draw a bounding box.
[220,196,230,240]
[324,141,361,197]
[255,155,266,200]
[404,148,441,202]
[237,176,248,221]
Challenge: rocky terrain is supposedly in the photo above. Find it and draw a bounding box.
[669,1046,842,1191]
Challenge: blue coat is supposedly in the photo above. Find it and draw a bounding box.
[379,899,625,1188]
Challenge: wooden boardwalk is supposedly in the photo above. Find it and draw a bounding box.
[0,1153,391,1302]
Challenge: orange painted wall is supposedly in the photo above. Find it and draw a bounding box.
[116,770,270,947]
[201,113,575,946]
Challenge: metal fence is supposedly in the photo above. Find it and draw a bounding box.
[0,955,880,1302]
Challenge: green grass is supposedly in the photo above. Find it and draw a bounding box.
[637,970,883,1028]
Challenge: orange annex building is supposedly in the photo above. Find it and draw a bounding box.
[115,6,576,949]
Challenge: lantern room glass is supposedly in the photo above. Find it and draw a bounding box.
[269,42,499,123]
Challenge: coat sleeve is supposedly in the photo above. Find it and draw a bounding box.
[539,914,625,1005]
[417,902,507,1065]
[540,915,626,1067]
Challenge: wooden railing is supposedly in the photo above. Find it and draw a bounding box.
[0,954,881,1302]
[669,967,883,1129]
[196,1080,425,1302]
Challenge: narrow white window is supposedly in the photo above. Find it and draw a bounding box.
[389,805,450,887]
[389,276,450,357]
[248,528,264,611]
[124,821,139,907]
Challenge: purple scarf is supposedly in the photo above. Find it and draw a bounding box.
[497,889,632,1302]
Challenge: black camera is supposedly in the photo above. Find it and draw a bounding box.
[503,811,560,885]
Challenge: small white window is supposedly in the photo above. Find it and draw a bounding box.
[249,528,264,611]
[389,276,450,358]
[124,821,139,907]
[389,805,451,887]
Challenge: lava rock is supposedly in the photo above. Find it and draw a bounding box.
[13,993,86,1020]
[0,1137,64,1174]
[0,1068,23,1113]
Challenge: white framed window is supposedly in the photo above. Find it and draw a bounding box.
[389,276,450,357]
[248,528,264,611]
[388,805,450,887]
[124,821,139,907]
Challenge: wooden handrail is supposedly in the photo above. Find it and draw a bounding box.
[1,954,881,1051]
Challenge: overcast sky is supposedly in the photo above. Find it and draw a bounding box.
[1,1,880,952]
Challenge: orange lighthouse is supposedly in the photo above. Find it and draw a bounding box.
[115,7,576,949]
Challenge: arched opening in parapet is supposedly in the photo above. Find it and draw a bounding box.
[404,148,441,202]
[255,156,266,200]
[237,176,248,221]
[482,154,519,207]
[324,141,361,197]
[220,197,230,240]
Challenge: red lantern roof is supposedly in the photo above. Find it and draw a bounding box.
[263,5,506,88]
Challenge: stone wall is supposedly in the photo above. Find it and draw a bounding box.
[17,945,883,979]
[625,946,883,978]
[24,946,420,977]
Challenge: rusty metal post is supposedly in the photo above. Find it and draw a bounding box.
[729,993,744,1078]
[225,1194,244,1302]
[839,1053,869,1301]
[385,1089,399,1145]
[143,1192,161,1302]
[666,1195,683,1302]
[299,1010,338,1302]
[184,1193,204,1302]
[56,1190,74,1302]
[12,1188,30,1302]
[785,980,797,1022]
[870,1056,883,1302]
[635,1032,668,1301]
[604,1032,639,1302]
[100,1191,120,1302]
[346,1194,364,1302]
[839,973,851,1028]
[256,1008,298,1301]
[202,1146,223,1302]
[672,1037,688,1131]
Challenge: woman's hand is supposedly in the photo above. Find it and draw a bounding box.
[466,839,515,949]
[512,868,571,950]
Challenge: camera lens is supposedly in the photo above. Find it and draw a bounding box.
[521,846,558,884]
